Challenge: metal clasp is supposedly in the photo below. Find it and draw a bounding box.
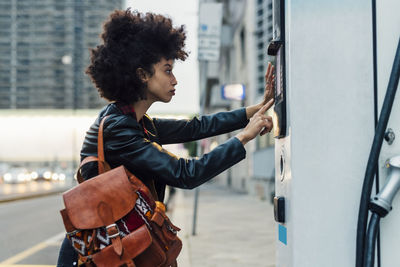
[106,223,120,238]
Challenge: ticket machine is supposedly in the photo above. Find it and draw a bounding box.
[268,0,400,266]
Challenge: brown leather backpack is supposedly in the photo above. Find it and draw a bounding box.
[60,116,182,267]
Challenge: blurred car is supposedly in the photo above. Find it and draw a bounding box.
[3,168,31,184]
[0,163,10,184]
[32,168,66,182]
[51,170,66,182]
[32,168,53,181]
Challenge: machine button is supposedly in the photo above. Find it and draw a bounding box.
[274,196,285,223]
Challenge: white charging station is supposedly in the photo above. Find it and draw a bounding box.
[270,0,400,266]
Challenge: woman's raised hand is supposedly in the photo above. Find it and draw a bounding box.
[245,62,275,120]
[263,62,275,105]
[236,99,274,145]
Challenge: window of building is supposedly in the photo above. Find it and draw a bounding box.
[0,22,11,29]
[17,69,29,76]
[17,75,29,83]
[0,87,10,93]
[17,86,29,93]
[17,59,30,65]
[0,4,11,10]
[0,76,9,84]
[0,58,10,65]
[0,14,11,20]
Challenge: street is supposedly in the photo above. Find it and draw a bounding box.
[0,194,66,266]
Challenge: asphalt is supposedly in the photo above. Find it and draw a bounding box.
[170,182,276,267]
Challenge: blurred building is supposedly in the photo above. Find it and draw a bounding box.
[199,0,275,199]
[0,0,124,109]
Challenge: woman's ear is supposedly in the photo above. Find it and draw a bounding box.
[136,68,149,83]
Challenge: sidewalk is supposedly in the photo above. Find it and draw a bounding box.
[171,183,276,267]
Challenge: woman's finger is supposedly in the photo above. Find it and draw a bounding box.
[269,73,275,84]
[265,62,272,81]
[257,98,274,115]
[265,64,274,81]
[260,120,273,135]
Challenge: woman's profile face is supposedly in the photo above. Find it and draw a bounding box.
[145,58,178,103]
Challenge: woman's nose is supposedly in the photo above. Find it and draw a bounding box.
[171,75,178,86]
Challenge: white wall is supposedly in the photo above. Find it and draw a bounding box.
[0,111,97,162]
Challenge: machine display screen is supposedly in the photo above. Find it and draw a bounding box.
[276,47,283,101]
[273,0,281,40]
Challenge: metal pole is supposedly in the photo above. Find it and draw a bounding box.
[192,187,200,236]
[192,60,208,236]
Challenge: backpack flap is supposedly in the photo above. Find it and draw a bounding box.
[62,166,139,229]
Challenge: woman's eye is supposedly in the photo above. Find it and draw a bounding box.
[166,69,172,74]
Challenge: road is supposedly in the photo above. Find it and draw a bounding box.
[0,194,66,266]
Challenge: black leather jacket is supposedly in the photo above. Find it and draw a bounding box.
[80,103,249,201]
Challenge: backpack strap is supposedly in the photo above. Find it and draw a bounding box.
[76,116,110,184]
[149,180,159,201]
[97,116,109,174]
[75,115,160,201]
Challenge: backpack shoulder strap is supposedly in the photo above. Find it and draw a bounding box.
[76,116,110,183]
[76,115,160,201]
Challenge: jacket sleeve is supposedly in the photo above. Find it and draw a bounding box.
[104,116,246,189]
[152,108,249,145]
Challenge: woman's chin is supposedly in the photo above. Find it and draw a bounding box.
[161,96,173,103]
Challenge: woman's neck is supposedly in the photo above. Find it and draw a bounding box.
[132,99,153,122]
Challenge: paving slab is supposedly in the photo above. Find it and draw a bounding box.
[171,183,276,267]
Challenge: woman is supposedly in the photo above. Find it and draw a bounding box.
[57,8,274,266]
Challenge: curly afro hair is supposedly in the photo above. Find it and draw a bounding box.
[85,9,188,103]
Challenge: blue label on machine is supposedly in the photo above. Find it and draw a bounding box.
[278,224,287,245]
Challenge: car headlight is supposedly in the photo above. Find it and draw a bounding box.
[31,172,38,179]
[52,173,59,180]
[44,171,52,179]
[4,173,12,182]
[17,173,25,181]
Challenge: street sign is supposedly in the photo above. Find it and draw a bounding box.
[198,3,223,61]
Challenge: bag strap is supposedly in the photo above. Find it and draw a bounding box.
[76,116,110,183]
[97,116,108,174]
[75,115,160,201]
[149,180,159,201]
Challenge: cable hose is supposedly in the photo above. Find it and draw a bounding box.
[364,213,381,267]
[356,37,400,267]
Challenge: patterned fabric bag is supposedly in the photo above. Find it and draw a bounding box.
[59,116,182,267]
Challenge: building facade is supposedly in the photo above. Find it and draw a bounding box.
[199,0,275,199]
[0,0,123,109]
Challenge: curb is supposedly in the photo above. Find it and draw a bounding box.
[0,187,71,203]
[172,189,192,267]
